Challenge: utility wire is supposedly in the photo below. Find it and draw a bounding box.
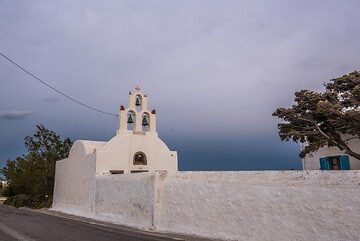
[0,51,118,118]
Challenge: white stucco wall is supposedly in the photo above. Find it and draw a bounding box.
[302,138,360,170]
[52,140,106,215]
[94,174,155,229]
[155,171,360,241]
[53,171,360,241]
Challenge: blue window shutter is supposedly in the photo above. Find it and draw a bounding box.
[340,155,350,170]
[320,157,329,170]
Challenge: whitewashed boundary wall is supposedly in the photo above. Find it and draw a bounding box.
[94,174,155,229]
[156,171,360,241]
[52,140,105,216]
[52,171,360,241]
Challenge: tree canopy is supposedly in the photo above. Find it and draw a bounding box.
[0,124,72,208]
[273,71,360,160]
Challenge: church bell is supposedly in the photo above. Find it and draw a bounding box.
[135,97,141,107]
[142,115,149,126]
[127,114,134,124]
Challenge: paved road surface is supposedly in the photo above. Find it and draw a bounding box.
[0,204,207,241]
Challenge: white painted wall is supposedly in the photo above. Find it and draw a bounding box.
[302,137,360,170]
[52,140,105,215]
[156,171,360,241]
[94,174,155,229]
[52,171,360,241]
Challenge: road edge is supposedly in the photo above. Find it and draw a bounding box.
[17,205,221,241]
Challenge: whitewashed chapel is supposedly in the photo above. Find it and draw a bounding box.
[55,86,178,176]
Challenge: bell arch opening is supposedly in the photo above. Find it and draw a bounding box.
[142,112,150,131]
[135,95,142,112]
[127,111,136,130]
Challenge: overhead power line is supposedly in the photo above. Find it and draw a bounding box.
[0,51,118,118]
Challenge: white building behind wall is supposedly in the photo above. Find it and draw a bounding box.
[301,137,360,170]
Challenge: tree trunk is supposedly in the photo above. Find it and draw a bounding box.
[335,135,360,161]
[344,149,360,161]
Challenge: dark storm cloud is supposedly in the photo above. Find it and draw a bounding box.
[0,110,35,120]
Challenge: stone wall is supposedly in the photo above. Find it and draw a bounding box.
[52,171,360,241]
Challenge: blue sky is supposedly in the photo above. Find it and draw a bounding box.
[1,0,360,171]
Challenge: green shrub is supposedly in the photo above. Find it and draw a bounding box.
[0,125,72,209]
[3,194,52,209]
[4,194,30,208]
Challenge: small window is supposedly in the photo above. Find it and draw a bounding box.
[110,170,124,174]
[320,155,350,170]
[133,151,147,165]
[131,170,149,173]
[329,156,341,170]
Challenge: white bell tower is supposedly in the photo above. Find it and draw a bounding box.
[94,85,178,174]
[117,85,157,135]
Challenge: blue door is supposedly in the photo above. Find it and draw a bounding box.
[319,157,330,170]
[340,155,350,170]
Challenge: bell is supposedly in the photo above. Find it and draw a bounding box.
[127,114,134,124]
[142,116,149,126]
[135,97,141,106]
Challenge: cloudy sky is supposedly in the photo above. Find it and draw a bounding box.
[1,0,359,171]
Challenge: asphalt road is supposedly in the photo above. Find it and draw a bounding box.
[0,204,201,241]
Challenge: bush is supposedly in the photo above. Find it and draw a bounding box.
[0,125,72,209]
[3,194,52,209]
[4,194,30,208]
